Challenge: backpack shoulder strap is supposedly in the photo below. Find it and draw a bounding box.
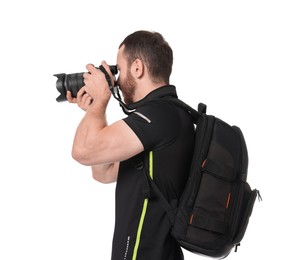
[133,152,177,225]
[135,97,208,225]
[147,177,177,225]
[163,96,206,123]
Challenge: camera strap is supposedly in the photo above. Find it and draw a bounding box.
[99,65,134,115]
[99,65,113,89]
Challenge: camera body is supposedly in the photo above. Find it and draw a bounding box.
[54,65,118,102]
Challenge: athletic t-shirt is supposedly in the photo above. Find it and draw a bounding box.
[111,85,195,260]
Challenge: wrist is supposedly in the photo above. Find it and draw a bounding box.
[87,98,108,115]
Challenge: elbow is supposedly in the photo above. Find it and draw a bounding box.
[71,146,90,165]
[72,145,101,166]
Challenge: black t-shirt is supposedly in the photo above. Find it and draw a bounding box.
[111,86,195,260]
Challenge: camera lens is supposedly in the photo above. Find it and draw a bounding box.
[54,65,117,102]
[66,72,85,99]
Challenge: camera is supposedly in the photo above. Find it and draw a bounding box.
[54,65,118,102]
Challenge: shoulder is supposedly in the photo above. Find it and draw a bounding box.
[123,100,182,150]
[138,99,179,120]
[125,99,180,128]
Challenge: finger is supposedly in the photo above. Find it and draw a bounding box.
[77,86,87,97]
[66,91,76,103]
[101,60,110,73]
[83,71,90,79]
[79,94,92,110]
[85,95,93,106]
[86,63,97,74]
[81,91,89,101]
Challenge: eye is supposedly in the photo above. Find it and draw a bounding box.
[116,67,120,77]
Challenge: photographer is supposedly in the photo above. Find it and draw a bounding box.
[67,30,195,260]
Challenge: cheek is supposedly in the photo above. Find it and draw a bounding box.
[119,70,125,79]
[118,72,126,84]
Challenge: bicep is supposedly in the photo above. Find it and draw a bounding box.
[84,120,144,166]
[103,120,144,161]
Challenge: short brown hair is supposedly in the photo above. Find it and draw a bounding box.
[119,30,173,84]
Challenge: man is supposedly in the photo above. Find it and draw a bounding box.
[67,30,195,260]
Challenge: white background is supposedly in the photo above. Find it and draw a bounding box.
[0,0,283,259]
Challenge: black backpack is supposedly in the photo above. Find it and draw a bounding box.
[143,98,261,259]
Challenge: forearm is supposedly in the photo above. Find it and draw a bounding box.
[72,101,108,165]
[91,162,119,183]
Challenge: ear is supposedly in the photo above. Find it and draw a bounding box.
[131,59,144,79]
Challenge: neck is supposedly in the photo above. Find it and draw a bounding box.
[133,81,167,103]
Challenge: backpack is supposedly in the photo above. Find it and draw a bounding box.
[142,97,261,259]
[108,80,260,258]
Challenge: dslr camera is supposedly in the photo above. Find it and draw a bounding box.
[54,65,118,102]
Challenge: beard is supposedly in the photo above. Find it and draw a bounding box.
[118,69,137,105]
